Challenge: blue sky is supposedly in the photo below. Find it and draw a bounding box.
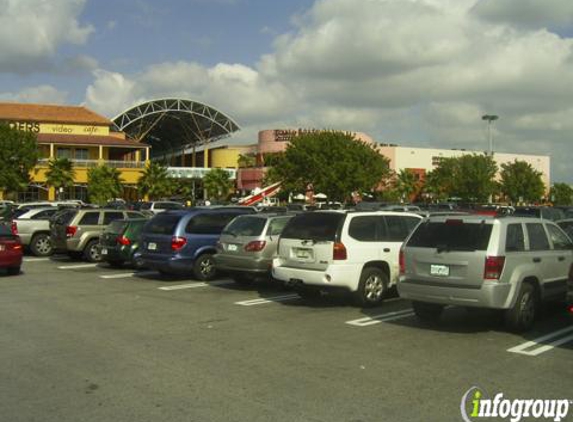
[1,0,573,183]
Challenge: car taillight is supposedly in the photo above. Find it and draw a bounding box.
[333,242,347,260]
[117,236,131,246]
[399,249,406,275]
[171,236,187,251]
[484,256,505,280]
[10,221,17,236]
[244,240,266,252]
[66,226,78,238]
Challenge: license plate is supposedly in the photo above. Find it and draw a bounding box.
[0,244,4,251]
[295,248,312,260]
[228,244,238,252]
[148,242,157,251]
[430,264,450,276]
[101,248,107,255]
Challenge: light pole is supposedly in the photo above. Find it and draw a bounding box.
[482,114,499,156]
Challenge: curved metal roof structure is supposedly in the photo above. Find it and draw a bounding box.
[112,98,240,158]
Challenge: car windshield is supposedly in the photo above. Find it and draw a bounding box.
[223,216,267,237]
[407,220,493,251]
[281,212,345,241]
[145,214,182,235]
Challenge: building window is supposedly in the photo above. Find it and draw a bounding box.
[75,148,89,160]
[56,148,72,159]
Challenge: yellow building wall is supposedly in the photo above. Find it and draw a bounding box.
[210,149,242,168]
[33,166,144,185]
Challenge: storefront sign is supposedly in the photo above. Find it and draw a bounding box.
[5,120,109,136]
[274,128,354,142]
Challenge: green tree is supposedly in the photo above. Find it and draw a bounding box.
[203,168,234,201]
[499,160,545,203]
[265,131,390,202]
[237,153,256,168]
[549,183,573,206]
[394,169,418,202]
[137,162,173,200]
[426,154,497,202]
[0,123,39,197]
[46,158,75,199]
[87,165,124,205]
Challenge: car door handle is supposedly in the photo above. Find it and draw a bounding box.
[383,248,390,252]
[558,256,565,261]
[532,257,542,263]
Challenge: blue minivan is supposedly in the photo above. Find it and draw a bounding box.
[140,207,255,280]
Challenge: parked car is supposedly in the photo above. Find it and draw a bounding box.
[50,209,146,262]
[272,210,423,306]
[512,206,565,221]
[139,201,185,214]
[12,207,59,256]
[0,223,23,275]
[215,213,294,285]
[398,215,573,332]
[99,218,148,268]
[140,208,256,280]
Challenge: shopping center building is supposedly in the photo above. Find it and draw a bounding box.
[0,102,150,201]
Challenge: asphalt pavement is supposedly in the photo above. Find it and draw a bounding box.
[0,256,571,422]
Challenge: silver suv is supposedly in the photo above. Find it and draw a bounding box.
[51,209,145,262]
[398,215,573,331]
[13,207,59,256]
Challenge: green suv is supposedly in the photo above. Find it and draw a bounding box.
[99,218,148,268]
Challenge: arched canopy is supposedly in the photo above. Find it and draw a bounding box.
[112,98,240,158]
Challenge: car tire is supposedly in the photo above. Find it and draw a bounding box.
[295,285,322,301]
[83,240,102,263]
[412,301,444,323]
[30,233,53,257]
[193,253,216,281]
[504,282,537,332]
[6,266,20,276]
[232,274,253,286]
[355,267,388,307]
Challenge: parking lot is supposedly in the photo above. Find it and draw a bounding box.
[1,256,571,422]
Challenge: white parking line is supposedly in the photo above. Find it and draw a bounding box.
[99,271,156,279]
[158,280,233,291]
[57,263,99,270]
[345,309,415,327]
[23,257,51,262]
[507,325,573,356]
[235,294,300,306]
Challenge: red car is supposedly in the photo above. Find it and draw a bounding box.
[0,222,22,275]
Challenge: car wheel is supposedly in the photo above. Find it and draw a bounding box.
[504,282,537,332]
[355,267,388,307]
[30,233,53,257]
[83,240,102,263]
[412,301,444,323]
[295,285,322,301]
[193,253,216,281]
[6,266,20,276]
[132,256,145,270]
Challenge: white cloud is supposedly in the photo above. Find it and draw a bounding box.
[82,0,573,182]
[0,0,93,73]
[0,85,68,104]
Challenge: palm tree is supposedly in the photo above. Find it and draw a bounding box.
[203,168,233,201]
[137,162,173,200]
[45,157,75,200]
[394,169,418,203]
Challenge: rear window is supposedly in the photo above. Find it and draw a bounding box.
[156,202,183,210]
[185,212,242,235]
[281,213,345,241]
[105,220,128,234]
[12,208,31,219]
[0,224,13,236]
[145,214,182,235]
[53,210,77,226]
[223,216,267,237]
[407,220,493,251]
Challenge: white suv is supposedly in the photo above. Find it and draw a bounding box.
[272,211,422,306]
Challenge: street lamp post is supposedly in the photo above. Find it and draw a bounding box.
[482,114,499,156]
